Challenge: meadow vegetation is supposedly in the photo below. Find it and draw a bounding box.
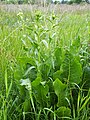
[0,5,90,120]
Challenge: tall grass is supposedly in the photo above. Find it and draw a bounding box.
[0,6,90,120]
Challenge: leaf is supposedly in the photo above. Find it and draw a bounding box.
[55,106,71,118]
[33,84,49,108]
[54,47,63,67]
[7,80,12,98]
[71,36,80,54]
[60,51,82,84]
[53,78,68,107]
[82,66,90,89]
[53,70,62,81]
[54,78,66,94]
[40,63,51,80]
[32,77,42,87]
[23,99,31,112]
[18,57,35,66]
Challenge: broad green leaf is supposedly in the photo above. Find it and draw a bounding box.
[60,51,82,84]
[82,66,90,89]
[23,99,31,112]
[32,77,42,87]
[54,78,66,94]
[53,70,62,81]
[33,84,49,108]
[17,57,35,66]
[40,63,51,80]
[55,106,71,118]
[54,78,68,107]
[54,47,62,67]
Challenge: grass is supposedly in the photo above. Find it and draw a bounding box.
[0,4,90,120]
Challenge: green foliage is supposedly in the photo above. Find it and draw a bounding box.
[0,8,90,120]
[73,0,82,3]
[55,106,71,119]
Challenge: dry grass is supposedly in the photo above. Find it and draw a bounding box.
[0,4,90,13]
